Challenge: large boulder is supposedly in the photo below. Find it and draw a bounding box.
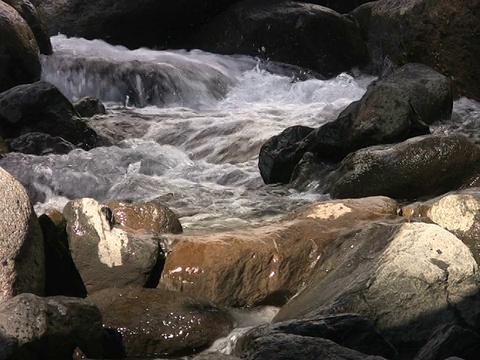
[0,167,44,302]
[0,81,109,151]
[274,222,480,355]
[351,0,480,99]
[236,313,396,359]
[161,196,398,307]
[63,198,166,293]
[88,287,234,357]
[191,0,368,78]
[3,0,52,54]
[327,134,480,200]
[0,1,41,93]
[0,293,104,359]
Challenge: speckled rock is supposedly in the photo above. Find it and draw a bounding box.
[161,196,397,307]
[0,167,44,302]
[88,287,234,357]
[63,198,165,293]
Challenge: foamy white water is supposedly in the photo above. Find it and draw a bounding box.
[1,35,377,230]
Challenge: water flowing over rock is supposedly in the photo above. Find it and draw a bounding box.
[327,134,480,200]
[0,167,44,302]
[0,81,109,151]
[161,197,397,307]
[274,221,480,355]
[235,313,396,359]
[192,0,368,78]
[0,293,104,359]
[351,0,480,100]
[2,0,52,55]
[63,198,166,293]
[87,287,234,358]
[0,1,41,93]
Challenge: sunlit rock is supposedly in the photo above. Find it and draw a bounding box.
[3,0,52,54]
[0,167,44,302]
[327,134,480,200]
[38,209,87,298]
[105,199,183,235]
[87,287,234,358]
[0,293,103,359]
[235,313,396,359]
[161,196,397,307]
[63,198,165,293]
[0,1,41,92]
[274,222,480,355]
[401,189,480,266]
[352,0,480,100]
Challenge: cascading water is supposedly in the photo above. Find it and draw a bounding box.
[0,35,376,230]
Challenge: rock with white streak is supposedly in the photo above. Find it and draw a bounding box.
[274,222,480,355]
[63,198,165,293]
[0,167,44,302]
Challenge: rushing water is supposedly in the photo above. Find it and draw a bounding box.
[0,35,375,230]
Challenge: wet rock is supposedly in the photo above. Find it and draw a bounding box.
[351,0,480,100]
[0,167,44,302]
[0,135,8,154]
[193,353,242,360]
[3,0,52,54]
[0,81,109,150]
[73,96,106,118]
[401,189,480,266]
[105,199,183,235]
[305,0,378,14]
[413,324,480,360]
[258,125,314,184]
[88,287,234,357]
[236,313,396,359]
[63,198,166,293]
[237,332,385,360]
[192,0,368,78]
[0,293,104,359]
[39,209,87,298]
[274,222,480,354]
[6,132,76,155]
[327,134,480,200]
[0,1,41,93]
[161,196,397,307]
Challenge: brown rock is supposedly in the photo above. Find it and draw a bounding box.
[88,287,234,357]
[161,197,397,307]
[106,199,183,235]
[0,167,44,302]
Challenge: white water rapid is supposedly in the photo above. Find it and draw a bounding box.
[0,35,375,230]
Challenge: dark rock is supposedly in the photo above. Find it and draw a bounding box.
[0,293,104,359]
[351,0,480,100]
[0,167,44,303]
[236,313,396,359]
[3,0,52,54]
[327,134,480,200]
[63,198,166,293]
[274,221,480,355]
[73,96,106,118]
[0,1,41,93]
[237,332,384,360]
[39,209,87,298]
[0,135,8,154]
[6,132,76,155]
[290,152,338,192]
[304,0,378,14]
[258,125,313,184]
[0,81,109,150]
[87,287,234,358]
[413,325,480,360]
[192,0,368,77]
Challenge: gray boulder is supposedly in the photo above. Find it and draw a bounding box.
[327,134,480,200]
[63,198,166,294]
[0,293,104,359]
[0,1,41,93]
[0,167,44,302]
[274,221,480,354]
